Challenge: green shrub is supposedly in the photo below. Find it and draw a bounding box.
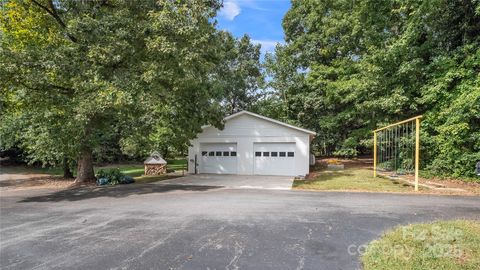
[333,148,358,158]
[96,168,134,185]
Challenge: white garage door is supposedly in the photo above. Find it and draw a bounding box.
[199,143,237,174]
[254,143,296,176]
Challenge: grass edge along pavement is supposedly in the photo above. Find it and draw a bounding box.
[293,168,417,193]
[293,164,480,195]
[361,220,480,270]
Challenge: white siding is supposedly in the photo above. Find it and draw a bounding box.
[188,114,312,176]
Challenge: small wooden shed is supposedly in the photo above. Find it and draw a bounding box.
[144,151,167,175]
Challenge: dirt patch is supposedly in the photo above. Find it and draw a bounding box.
[307,158,374,180]
[0,174,76,191]
[314,157,374,169]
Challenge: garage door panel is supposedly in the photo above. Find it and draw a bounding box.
[200,143,237,174]
[254,143,296,176]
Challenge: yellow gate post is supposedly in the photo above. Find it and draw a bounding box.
[373,132,377,177]
[373,115,422,191]
[415,117,420,191]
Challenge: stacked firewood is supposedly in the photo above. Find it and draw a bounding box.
[144,164,167,175]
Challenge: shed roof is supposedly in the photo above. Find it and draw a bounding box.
[144,151,167,164]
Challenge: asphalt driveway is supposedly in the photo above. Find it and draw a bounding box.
[1,184,479,270]
[159,174,295,190]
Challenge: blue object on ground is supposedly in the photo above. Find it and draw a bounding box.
[97,177,109,186]
[120,175,135,184]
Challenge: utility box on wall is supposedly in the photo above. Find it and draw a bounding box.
[144,151,167,175]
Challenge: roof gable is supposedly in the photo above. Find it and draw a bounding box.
[202,110,316,136]
[144,151,167,164]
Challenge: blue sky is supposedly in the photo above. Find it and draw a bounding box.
[216,0,291,55]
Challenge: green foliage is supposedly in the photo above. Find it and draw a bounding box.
[268,0,480,177]
[95,168,134,185]
[420,44,480,177]
[213,32,264,114]
[333,137,359,158]
[332,148,358,159]
[2,0,478,180]
[0,0,235,178]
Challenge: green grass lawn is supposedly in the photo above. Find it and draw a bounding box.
[1,159,187,180]
[361,220,480,270]
[103,159,187,178]
[293,168,417,192]
[165,159,188,171]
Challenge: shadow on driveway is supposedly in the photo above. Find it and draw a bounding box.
[20,183,222,203]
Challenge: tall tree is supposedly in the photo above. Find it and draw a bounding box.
[1,0,226,182]
[269,0,480,177]
[213,32,263,115]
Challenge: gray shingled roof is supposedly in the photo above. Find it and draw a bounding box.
[144,151,167,164]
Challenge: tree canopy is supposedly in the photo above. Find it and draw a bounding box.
[266,0,480,177]
[0,0,262,181]
[214,32,263,114]
[1,0,478,179]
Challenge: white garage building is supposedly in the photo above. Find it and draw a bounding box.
[187,111,315,177]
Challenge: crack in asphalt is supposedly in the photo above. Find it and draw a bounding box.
[225,240,244,270]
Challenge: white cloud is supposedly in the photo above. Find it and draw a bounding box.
[251,39,284,54]
[239,0,269,11]
[219,1,241,21]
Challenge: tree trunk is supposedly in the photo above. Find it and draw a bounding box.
[62,157,74,179]
[75,147,96,183]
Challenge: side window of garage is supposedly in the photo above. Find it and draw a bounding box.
[204,150,237,157]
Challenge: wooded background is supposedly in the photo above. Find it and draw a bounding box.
[1,0,479,180]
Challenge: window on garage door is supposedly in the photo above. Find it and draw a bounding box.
[254,151,293,157]
[204,150,237,157]
[200,143,237,174]
[253,143,296,176]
